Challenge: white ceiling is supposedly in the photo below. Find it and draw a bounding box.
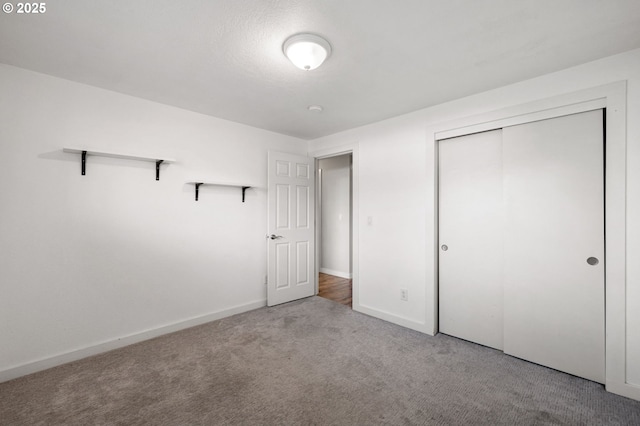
[1,1,640,140]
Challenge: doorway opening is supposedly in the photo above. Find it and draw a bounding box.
[317,153,353,307]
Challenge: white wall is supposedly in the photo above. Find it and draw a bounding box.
[3,48,639,397]
[309,49,640,393]
[0,64,306,380]
[319,155,351,278]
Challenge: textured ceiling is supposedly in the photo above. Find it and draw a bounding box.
[1,0,640,140]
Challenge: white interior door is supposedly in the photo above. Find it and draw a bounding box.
[267,151,315,306]
[502,110,605,383]
[439,129,504,350]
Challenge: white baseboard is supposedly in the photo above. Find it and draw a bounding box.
[319,268,352,279]
[353,303,432,335]
[606,381,640,402]
[0,299,266,384]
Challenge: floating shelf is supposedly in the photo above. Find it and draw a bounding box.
[63,148,176,180]
[186,182,255,202]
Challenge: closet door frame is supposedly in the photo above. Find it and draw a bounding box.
[432,81,631,399]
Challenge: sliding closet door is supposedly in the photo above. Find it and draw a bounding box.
[439,130,504,350]
[502,110,605,383]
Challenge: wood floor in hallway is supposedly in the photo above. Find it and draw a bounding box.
[318,273,352,308]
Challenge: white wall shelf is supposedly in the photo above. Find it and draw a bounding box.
[186,181,255,202]
[63,148,176,180]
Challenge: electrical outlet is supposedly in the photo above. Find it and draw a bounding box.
[400,288,408,301]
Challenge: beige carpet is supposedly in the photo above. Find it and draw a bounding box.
[1,296,639,425]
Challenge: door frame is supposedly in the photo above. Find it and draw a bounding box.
[431,81,632,399]
[309,143,360,310]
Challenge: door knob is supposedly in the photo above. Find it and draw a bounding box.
[441,244,448,251]
[268,234,284,240]
[587,257,599,266]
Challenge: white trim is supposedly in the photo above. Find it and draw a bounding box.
[309,143,360,310]
[430,81,632,400]
[357,304,432,334]
[606,381,640,401]
[309,145,357,159]
[319,268,352,279]
[435,98,607,140]
[433,83,618,140]
[0,299,266,383]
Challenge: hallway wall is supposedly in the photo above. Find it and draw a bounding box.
[319,155,352,278]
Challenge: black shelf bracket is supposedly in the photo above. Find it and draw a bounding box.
[190,183,252,202]
[65,148,173,179]
[156,160,164,181]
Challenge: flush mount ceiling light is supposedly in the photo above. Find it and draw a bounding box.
[283,33,332,71]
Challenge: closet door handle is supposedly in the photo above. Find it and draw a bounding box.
[268,234,284,240]
[441,244,448,251]
[586,257,599,266]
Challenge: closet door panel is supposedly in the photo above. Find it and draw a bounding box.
[439,130,504,350]
[502,110,605,383]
